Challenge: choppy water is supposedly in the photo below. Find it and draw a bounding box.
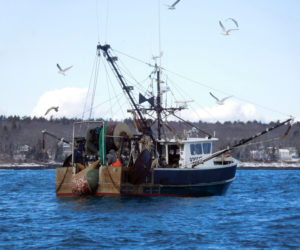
[0,169,299,249]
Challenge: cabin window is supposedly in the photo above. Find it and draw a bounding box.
[203,143,211,154]
[195,144,202,154]
[190,144,196,155]
[190,144,203,155]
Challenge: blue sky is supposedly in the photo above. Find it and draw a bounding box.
[0,0,299,122]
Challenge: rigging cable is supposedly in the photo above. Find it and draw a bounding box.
[81,53,98,121]
[89,54,101,119]
[102,98,128,120]
[157,0,162,68]
[80,92,124,118]
[113,49,154,68]
[104,54,141,115]
[95,0,100,42]
[112,48,292,119]
[167,75,218,121]
[105,0,110,43]
[163,67,291,118]
[114,53,150,94]
[147,111,181,140]
[171,112,212,138]
[103,56,113,118]
[103,60,127,118]
[113,49,218,122]
[235,122,293,148]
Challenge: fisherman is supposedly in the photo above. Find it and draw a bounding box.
[106,149,117,165]
[74,140,85,165]
[106,149,122,167]
[112,156,122,167]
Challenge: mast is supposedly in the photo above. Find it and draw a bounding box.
[97,44,154,140]
[156,64,162,140]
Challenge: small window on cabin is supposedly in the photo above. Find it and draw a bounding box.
[190,144,196,155]
[195,144,202,154]
[190,144,203,155]
[203,143,211,154]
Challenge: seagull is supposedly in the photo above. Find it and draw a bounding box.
[175,100,194,109]
[209,92,232,105]
[226,18,239,28]
[57,64,73,76]
[219,20,239,35]
[152,51,163,60]
[45,106,59,116]
[167,0,181,10]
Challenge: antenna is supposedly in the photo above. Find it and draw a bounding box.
[158,0,162,68]
[95,0,100,42]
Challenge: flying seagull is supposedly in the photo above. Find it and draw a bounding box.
[57,64,73,76]
[45,106,59,116]
[175,100,194,109]
[219,20,239,35]
[226,18,239,28]
[167,0,181,10]
[209,92,232,105]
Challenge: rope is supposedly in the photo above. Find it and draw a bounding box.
[81,92,123,118]
[105,0,110,43]
[89,56,101,119]
[163,68,291,118]
[113,49,154,68]
[106,166,121,192]
[102,99,128,120]
[235,136,283,148]
[81,53,98,121]
[116,56,149,94]
[95,0,100,42]
[104,57,113,118]
[167,76,217,121]
[56,165,70,193]
[103,61,127,118]
[147,111,182,140]
[157,0,162,68]
[112,48,292,119]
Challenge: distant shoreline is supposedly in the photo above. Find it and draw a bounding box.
[0,163,61,170]
[238,161,300,170]
[238,166,300,170]
[0,162,300,170]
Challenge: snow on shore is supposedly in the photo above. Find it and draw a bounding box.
[0,162,61,170]
[238,161,300,169]
[0,162,299,170]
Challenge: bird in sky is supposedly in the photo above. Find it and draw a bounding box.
[209,92,232,105]
[226,18,239,28]
[167,0,181,10]
[57,64,73,76]
[175,100,194,109]
[219,20,239,35]
[152,51,163,60]
[45,106,59,116]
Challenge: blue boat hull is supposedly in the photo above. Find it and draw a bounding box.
[57,162,237,198]
[153,165,236,185]
[140,181,233,197]
[121,163,237,197]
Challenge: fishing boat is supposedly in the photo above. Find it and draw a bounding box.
[51,43,292,197]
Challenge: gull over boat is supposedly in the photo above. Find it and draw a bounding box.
[52,44,292,197]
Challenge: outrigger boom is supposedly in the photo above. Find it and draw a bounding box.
[193,118,294,167]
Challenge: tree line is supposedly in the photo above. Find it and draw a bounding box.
[0,115,298,163]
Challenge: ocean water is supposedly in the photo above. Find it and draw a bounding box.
[0,170,299,249]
